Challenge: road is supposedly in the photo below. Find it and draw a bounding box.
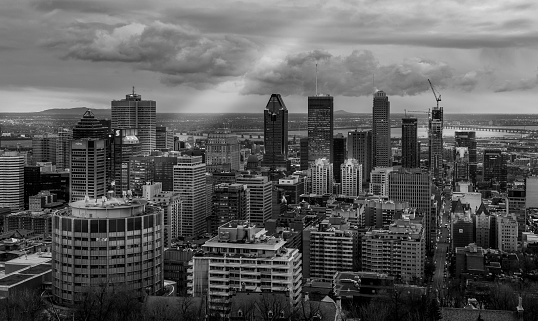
[432,201,450,290]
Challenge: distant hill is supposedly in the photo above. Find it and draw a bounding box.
[38,107,111,116]
[334,109,355,115]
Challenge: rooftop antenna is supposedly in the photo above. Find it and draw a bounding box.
[315,63,318,96]
[373,74,375,92]
[132,86,135,95]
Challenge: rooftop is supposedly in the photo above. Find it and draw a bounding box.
[6,252,52,266]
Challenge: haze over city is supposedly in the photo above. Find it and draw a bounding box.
[0,0,537,113]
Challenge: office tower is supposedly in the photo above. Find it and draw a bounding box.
[483,149,507,187]
[112,128,141,194]
[24,166,41,209]
[401,117,419,168]
[56,127,72,171]
[452,216,473,249]
[41,171,70,202]
[32,133,58,164]
[475,210,491,249]
[429,106,443,181]
[310,158,333,195]
[388,168,432,213]
[308,95,334,163]
[276,176,305,204]
[187,221,303,318]
[52,197,164,305]
[496,213,518,252]
[0,152,25,211]
[526,177,538,208]
[333,133,346,183]
[173,156,206,237]
[156,126,174,150]
[72,110,109,140]
[111,90,156,155]
[347,130,372,183]
[154,154,179,191]
[206,131,240,172]
[129,155,155,196]
[209,183,250,233]
[236,175,272,227]
[302,218,358,281]
[362,219,425,282]
[361,199,408,228]
[341,158,362,197]
[70,139,106,202]
[369,167,393,196]
[299,137,309,170]
[453,147,469,183]
[455,131,477,184]
[262,94,288,169]
[372,91,391,167]
[149,190,182,247]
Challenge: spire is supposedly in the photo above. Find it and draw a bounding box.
[315,63,318,96]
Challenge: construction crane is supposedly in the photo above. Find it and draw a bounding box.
[428,79,441,108]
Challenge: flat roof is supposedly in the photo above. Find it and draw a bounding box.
[6,253,52,266]
[21,264,52,275]
[0,273,32,286]
[204,238,285,251]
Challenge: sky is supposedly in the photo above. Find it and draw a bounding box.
[0,0,537,114]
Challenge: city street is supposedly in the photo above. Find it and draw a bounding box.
[433,203,450,290]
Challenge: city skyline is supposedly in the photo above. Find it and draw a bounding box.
[0,1,537,114]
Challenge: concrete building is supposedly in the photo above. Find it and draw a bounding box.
[206,131,240,172]
[496,213,518,252]
[4,210,52,237]
[156,126,174,150]
[111,90,156,155]
[347,130,372,183]
[362,219,425,282]
[56,127,72,172]
[308,95,334,163]
[388,168,432,213]
[262,94,288,170]
[475,212,491,249]
[402,117,419,168]
[210,183,250,233]
[452,216,474,249]
[187,220,302,318]
[341,158,362,197]
[70,139,106,202]
[302,217,359,281]
[236,175,272,227]
[310,158,333,195]
[372,91,391,167]
[276,176,305,205]
[173,156,206,237]
[128,155,155,196]
[369,167,393,197]
[526,176,538,208]
[150,191,182,247]
[52,197,164,305]
[0,151,25,211]
[483,149,507,188]
[32,134,58,165]
[164,247,195,296]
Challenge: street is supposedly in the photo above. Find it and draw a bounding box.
[433,202,450,290]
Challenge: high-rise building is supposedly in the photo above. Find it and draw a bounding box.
[187,220,303,318]
[128,156,155,196]
[360,199,408,228]
[369,167,393,196]
[32,134,58,164]
[483,149,507,187]
[299,137,309,170]
[429,107,443,181]
[372,91,391,167]
[24,166,41,209]
[0,152,25,211]
[401,117,419,168]
[453,147,470,183]
[148,190,182,248]
[56,127,72,171]
[275,176,305,204]
[154,154,179,191]
[206,131,240,172]
[156,126,174,151]
[347,130,372,183]
[455,131,477,184]
[111,90,156,155]
[333,134,346,183]
[388,167,432,213]
[310,158,333,195]
[210,183,250,233]
[262,94,288,170]
[341,158,362,197]
[302,218,359,281]
[52,197,164,305]
[475,211,491,249]
[526,177,538,208]
[72,110,109,140]
[70,139,106,202]
[236,175,272,227]
[173,156,206,237]
[308,95,334,163]
[496,213,518,252]
[112,128,141,194]
[362,219,425,282]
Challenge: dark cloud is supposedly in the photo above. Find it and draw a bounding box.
[242,50,458,97]
[41,21,260,88]
[494,73,538,92]
[31,0,119,14]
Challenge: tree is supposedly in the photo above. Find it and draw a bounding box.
[0,289,47,321]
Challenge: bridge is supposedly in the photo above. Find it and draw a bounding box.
[443,125,538,134]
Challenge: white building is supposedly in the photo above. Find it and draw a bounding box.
[0,151,24,211]
[70,139,106,202]
[369,167,393,197]
[187,220,302,318]
[341,158,362,197]
[310,158,333,195]
[496,213,518,252]
[150,191,182,247]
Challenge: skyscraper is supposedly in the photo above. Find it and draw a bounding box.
[111,90,156,155]
[455,131,477,184]
[173,156,206,237]
[341,158,362,197]
[69,139,107,202]
[308,95,334,163]
[56,127,72,172]
[112,128,141,194]
[73,110,109,140]
[262,94,288,169]
[156,126,174,151]
[209,183,250,233]
[32,133,58,164]
[401,117,419,168]
[372,91,391,167]
[347,130,372,183]
[333,133,346,183]
[0,151,24,211]
[236,175,272,227]
[206,130,240,172]
[429,107,443,181]
[310,158,333,195]
[483,149,507,186]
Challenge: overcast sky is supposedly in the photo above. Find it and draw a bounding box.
[1,0,537,113]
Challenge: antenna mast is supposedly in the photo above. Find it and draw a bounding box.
[315,63,318,96]
[132,86,135,95]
